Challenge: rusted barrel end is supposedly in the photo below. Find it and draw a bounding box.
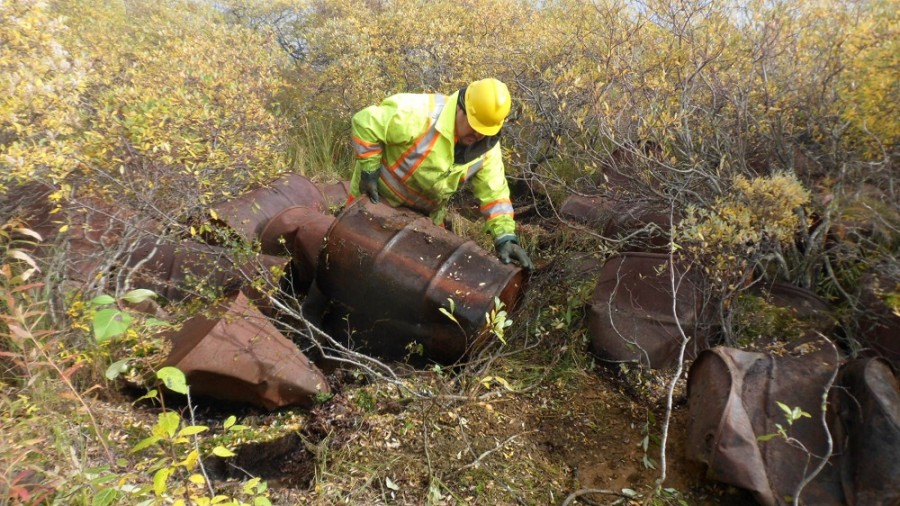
[212,173,327,244]
[314,199,526,362]
[259,206,335,293]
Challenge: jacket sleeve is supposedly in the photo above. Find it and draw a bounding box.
[471,142,516,242]
[351,104,390,176]
[350,96,420,174]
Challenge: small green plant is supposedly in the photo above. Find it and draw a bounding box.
[438,297,460,326]
[77,288,174,386]
[484,297,513,344]
[88,289,157,343]
[314,391,335,404]
[639,411,659,470]
[757,402,812,442]
[128,366,273,505]
[439,297,514,344]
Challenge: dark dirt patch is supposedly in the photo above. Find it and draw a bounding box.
[207,433,316,488]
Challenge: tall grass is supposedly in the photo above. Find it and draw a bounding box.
[285,116,355,183]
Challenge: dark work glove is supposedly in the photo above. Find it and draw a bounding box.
[495,237,534,270]
[360,169,381,203]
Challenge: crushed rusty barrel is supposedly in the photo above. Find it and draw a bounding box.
[123,239,288,303]
[858,273,900,368]
[316,180,351,212]
[314,200,526,362]
[831,357,900,505]
[587,252,709,369]
[163,291,330,409]
[687,342,845,505]
[211,173,326,244]
[259,206,336,293]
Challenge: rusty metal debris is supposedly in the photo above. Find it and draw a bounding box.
[211,173,326,244]
[123,239,289,304]
[559,194,670,250]
[316,180,351,212]
[857,273,900,368]
[162,290,330,409]
[686,342,844,506]
[17,196,160,284]
[756,282,832,326]
[312,199,526,362]
[831,357,900,505]
[258,206,335,293]
[587,252,709,369]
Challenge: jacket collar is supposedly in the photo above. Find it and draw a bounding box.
[436,90,500,164]
[435,90,460,141]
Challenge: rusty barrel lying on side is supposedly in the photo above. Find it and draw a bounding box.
[587,252,710,369]
[211,173,327,244]
[314,200,526,362]
[259,206,336,293]
[123,238,289,304]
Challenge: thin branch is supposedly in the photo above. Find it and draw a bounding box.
[792,334,840,503]
[454,430,536,474]
[562,488,629,506]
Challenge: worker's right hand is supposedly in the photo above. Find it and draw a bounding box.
[360,169,381,204]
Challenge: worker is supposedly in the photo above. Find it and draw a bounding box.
[348,78,534,270]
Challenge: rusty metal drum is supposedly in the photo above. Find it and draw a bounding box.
[587,252,709,368]
[212,173,326,244]
[259,206,336,293]
[315,200,526,361]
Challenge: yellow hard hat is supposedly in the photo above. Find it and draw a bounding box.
[465,78,511,136]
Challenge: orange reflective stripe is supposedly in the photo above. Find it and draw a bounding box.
[389,127,431,175]
[480,199,514,220]
[380,166,438,210]
[401,132,441,183]
[485,210,514,220]
[386,94,446,181]
[352,135,382,158]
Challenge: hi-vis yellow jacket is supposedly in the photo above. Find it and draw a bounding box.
[349,91,516,243]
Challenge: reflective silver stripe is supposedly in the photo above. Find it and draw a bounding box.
[389,94,447,180]
[481,200,514,219]
[353,141,382,158]
[351,133,382,158]
[463,159,483,181]
[380,164,438,211]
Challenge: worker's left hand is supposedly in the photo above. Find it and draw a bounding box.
[496,238,534,270]
[360,169,381,203]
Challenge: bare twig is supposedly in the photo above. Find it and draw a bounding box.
[656,204,692,487]
[562,488,629,506]
[791,334,840,504]
[454,430,536,474]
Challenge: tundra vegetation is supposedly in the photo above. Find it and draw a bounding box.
[1,0,897,504]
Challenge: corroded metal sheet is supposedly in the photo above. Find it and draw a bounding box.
[123,239,288,303]
[211,173,326,244]
[686,343,844,506]
[832,357,900,506]
[587,252,708,369]
[858,273,900,368]
[316,180,351,213]
[163,291,330,409]
[314,199,526,362]
[258,206,335,293]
